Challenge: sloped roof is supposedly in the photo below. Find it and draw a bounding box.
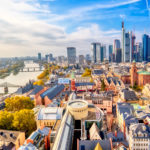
[79,140,111,150]
[94,143,103,150]
[40,84,65,99]
[29,85,43,95]
[121,89,138,101]
[16,82,34,94]
[90,123,101,140]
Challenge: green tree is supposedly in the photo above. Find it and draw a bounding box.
[5,96,34,111]
[0,111,14,130]
[101,79,106,91]
[13,109,36,136]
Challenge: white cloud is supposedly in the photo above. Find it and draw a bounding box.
[0,0,142,57]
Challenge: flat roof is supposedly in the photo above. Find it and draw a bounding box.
[68,100,88,108]
[38,107,63,120]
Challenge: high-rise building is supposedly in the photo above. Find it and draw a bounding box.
[49,53,53,62]
[38,53,41,60]
[102,45,107,60]
[121,21,125,62]
[109,45,113,62]
[85,54,91,64]
[116,48,122,63]
[113,39,120,61]
[100,46,104,62]
[79,55,84,65]
[131,34,136,61]
[45,54,49,62]
[136,42,142,62]
[124,32,131,62]
[142,34,150,62]
[67,47,76,64]
[91,43,101,63]
[58,56,65,64]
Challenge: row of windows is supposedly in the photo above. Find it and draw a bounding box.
[133,149,148,150]
[134,139,148,141]
[72,109,86,113]
[44,121,55,127]
[134,143,148,146]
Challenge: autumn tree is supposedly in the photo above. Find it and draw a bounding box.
[13,109,36,136]
[5,96,34,111]
[0,111,14,130]
[33,80,44,86]
[82,68,92,77]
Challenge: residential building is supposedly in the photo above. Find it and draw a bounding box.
[129,123,150,150]
[84,92,113,113]
[67,47,76,64]
[19,127,51,150]
[0,130,25,150]
[119,88,139,102]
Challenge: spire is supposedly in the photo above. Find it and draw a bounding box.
[122,21,124,29]
[94,143,103,150]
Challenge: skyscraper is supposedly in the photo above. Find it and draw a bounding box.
[102,45,107,60]
[124,32,131,62]
[121,21,125,62]
[116,48,122,63]
[100,46,104,62]
[91,43,101,63]
[38,53,41,60]
[109,45,113,62]
[132,34,136,61]
[121,22,133,62]
[136,42,142,62]
[49,53,53,62]
[79,55,84,65]
[142,34,149,61]
[67,47,76,64]
[113,39,120,61]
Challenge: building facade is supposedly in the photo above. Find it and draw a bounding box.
[67,47,76,64]
[113,39,120,61]
[91,43,101,63]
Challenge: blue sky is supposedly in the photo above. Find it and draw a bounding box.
[0,0,150,57]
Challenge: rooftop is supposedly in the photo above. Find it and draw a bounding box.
[138,70,150,75]
[38,107,63,120]
[67,100,88,109]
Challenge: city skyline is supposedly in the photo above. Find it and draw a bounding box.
[0,0,150,57]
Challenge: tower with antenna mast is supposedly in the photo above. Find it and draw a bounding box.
[121,20,125,62]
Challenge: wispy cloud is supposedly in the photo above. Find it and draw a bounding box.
[0,0,146,57]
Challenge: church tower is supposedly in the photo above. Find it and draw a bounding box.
[130,60,138,86]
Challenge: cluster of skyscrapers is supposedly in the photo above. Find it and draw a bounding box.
[38,22,150,65]
[91,22,150,63]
